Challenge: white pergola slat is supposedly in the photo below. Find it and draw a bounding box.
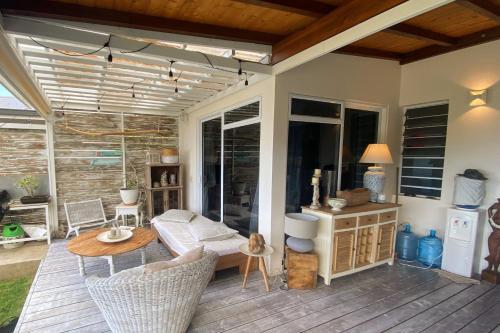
[1,15,271,115]
[3,16,271,75]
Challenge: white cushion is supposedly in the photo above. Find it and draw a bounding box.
[188,219,238,241]
[143,246,204,273]
[157,209,194,223]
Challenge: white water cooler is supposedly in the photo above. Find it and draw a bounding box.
[442,208,485,277]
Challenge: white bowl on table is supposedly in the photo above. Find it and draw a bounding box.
[328,198,347,211]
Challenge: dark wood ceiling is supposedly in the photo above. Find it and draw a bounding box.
[1,0,500,65]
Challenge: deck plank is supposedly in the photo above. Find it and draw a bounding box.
[14,239,500,333]
[382,282,495,333]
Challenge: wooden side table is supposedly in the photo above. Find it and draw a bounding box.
[115,202,143,227]
[239,243,274,292]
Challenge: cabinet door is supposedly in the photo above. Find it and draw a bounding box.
[376,223,395,261]
[355,226,375,268]
[332,230,355,273]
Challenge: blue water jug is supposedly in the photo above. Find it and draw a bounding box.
[417,229,443,268]
[396,224,418,261]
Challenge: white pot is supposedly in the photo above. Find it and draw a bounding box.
[161,155,179,164]
[120,189,139,205]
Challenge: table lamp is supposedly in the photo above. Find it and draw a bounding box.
[359,143,393,203]
[284,213,319,253]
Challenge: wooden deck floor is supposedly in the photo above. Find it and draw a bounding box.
[14,239,500,333]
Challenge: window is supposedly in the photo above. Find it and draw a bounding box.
[400,102,449,199]
[286,96,342,213]
[340,108,379,190]
[224,101,260,125]
[290,97,341,119]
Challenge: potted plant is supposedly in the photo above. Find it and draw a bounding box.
[120,163,139,205]
[16,175,49,204]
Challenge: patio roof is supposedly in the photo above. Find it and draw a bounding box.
[2,16,272,115]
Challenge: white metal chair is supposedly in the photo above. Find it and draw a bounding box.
[64,198,115,238]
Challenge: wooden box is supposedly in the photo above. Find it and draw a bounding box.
[286,247,318,289]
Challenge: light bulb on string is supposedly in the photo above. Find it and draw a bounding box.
[244,73,248,86]
[168,60,175,79]
[238,60,242,76]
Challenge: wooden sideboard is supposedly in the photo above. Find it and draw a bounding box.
[302,202,400,285]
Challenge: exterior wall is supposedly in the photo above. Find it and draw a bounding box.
[398,40,500,272]
[53,111,178,228]
[0,127,49,225]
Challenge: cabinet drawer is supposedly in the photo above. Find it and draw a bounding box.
[379,210,397,223]
[335,217,356,230]
[359,214,378,226]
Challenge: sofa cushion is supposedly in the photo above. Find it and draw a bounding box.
[157,209,195,223]
[143,245,204,273]
[188,220,238,241]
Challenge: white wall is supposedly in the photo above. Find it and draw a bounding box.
[398,40,500,272]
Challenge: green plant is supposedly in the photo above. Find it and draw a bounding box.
[16,175,39,197]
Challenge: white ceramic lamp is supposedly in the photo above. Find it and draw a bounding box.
[285,213,319,253]
[359,144,393,203]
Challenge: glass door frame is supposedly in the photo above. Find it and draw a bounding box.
[288,94,345,192]
[198,97,262,222]
[287,94,387,191]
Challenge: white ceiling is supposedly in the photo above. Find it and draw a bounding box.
[3,16,272,116]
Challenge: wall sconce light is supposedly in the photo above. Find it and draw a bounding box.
[469,89,487,106]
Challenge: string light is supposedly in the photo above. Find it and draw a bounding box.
[244,73,248,86]
[168,60,175,79]
[174,79,179,94]
[132,84,136,98]
[104,36,113,64]
[238,59,242,76]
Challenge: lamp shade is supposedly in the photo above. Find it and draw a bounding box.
[285,213,319,239]
[359,144,393,164]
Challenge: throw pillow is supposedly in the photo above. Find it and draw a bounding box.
[143,245,204,273]
[188,220,238,241]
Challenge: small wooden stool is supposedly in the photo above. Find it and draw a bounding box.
[286,247,318,289]
[239,243,274,292]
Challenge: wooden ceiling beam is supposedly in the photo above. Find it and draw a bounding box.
[334,45,402,61]
[271,0,407,64]
[385,23,456,46]
[0,0,282,45]
[232,0,334,18]
[456,0,500,23]
[400,26,500,64]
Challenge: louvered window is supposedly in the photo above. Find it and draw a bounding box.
[400,103,448,199]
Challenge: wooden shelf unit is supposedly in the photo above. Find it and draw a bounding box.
[145,164,183,220]
[302,202,400,285]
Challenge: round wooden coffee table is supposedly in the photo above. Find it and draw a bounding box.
[67,227,155,276]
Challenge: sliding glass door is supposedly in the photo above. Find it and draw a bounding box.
[201,100,261,237]
[223,122,260,237]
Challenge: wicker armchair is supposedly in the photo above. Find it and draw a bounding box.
[86,250,219,333]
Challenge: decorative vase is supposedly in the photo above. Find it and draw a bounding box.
[169,173,177,185]
[161,148,179,164]
[363,166,385,202]
[120,189,139,205]
[160,171,169,187]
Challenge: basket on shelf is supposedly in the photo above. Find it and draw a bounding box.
[336,188,370,207]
